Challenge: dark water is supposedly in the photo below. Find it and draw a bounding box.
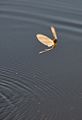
[0,0,82,119]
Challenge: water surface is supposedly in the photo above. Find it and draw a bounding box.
[0,0,82,119]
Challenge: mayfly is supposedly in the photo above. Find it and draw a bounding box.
[36,25,57,54]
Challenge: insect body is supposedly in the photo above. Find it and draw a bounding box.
[36,26,57,54]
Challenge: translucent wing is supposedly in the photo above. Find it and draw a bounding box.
[36,34,54,47]
[51,26,57,39]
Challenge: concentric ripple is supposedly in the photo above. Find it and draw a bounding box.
[0,64,81,119]
[0,65,68,120]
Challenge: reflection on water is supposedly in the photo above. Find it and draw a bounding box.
[0,0,82,119]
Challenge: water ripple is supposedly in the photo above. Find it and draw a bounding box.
[0,0,82,36]
[0,0,82,119]
[0,65,67,119]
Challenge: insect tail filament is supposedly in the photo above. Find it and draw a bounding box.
[39,47,53,54]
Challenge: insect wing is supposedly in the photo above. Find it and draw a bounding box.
[51,26,57,39]
[36,34,54,47]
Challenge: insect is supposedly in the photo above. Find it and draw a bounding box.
[36,25,57,54]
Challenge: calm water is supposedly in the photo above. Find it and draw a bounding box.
[0,0,82,119]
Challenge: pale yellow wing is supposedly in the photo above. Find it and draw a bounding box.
[36,34,54,47]
[51,26,57,39]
